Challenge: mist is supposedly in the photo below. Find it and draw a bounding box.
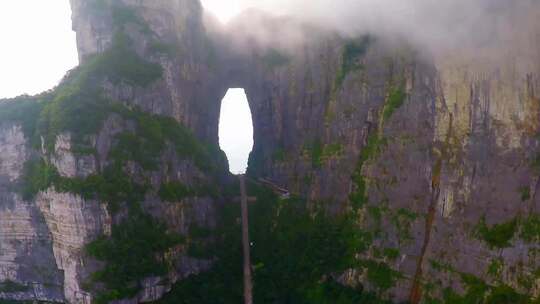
[203,0,539,59]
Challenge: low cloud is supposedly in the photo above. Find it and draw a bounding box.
[203,0,539,58]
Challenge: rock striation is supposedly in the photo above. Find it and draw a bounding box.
[0,0,538,303]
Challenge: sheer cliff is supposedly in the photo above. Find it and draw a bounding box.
[0,0,538,303]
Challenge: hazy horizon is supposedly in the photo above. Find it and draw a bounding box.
[0,0,78,99]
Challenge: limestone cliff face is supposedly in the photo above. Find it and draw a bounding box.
[0,125,27,182]
[0,123,65,302]
[418,6,540,300]
[0,0,539,303]
[70,0,227,143]
[1,1,226,303]
[213,4,540,302]
[35,189,109,304]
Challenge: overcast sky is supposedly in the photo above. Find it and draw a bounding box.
[0,0,265,99]
[201,0,248,23]
[0,0,78,99]
[0,0,257,99]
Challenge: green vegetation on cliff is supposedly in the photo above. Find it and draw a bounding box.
[158,181,193,202]
[519,186,531,202]
[86,210,183,303]
[335,36,372,90]
[487,258,504,279]
[361,260,403,291]
[341,81,414,298]
[19,29,223,203]
[8,1,538,302]
[272,147,286,162]
[427,260,535,304]
[261,48,290,69]
[423,215,540,302]
[149,42,181,57]
[305,140,344,169]
[94,33,162,86]
[349,83,405,211]
[487,285,531,304]
[37,32,163,153]
[157,183,379,303]
[349,134,383,210]
[109,107,220,172]
[475,217,518,249]
[442,277,531,304]
[382,87,406,121]
[0,301,55,304]
[520,214,540,243]
[158,181,218,203]
[15,39,222,300]
[22,159,147,212]
[21,159,60,201]
[0,96,46,140]
[0,280,29,293]
[306,140,324,168]
[88,0,152,34]
[11,9,226,302]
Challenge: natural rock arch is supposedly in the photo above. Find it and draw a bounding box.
[0,0,537,303]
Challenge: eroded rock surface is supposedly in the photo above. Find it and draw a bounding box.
[0,0,538,303]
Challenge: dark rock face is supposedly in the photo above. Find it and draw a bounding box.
[0,0,538,303]
[215,5,540,302]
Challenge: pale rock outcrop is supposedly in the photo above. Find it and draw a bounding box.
[0,125,27,182]
[52,133,97,178]
[0,124,64,302]
[36,190,111,304]
[0,193,65,303]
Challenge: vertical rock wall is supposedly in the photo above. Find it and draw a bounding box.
[0,0,538,302]
[0,124,65,302]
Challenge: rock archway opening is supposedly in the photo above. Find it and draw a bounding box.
[218,88,254,175]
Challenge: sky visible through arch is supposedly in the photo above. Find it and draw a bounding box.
[219,89,254,175]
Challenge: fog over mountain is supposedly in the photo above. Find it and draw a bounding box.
[203,0,538,59]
